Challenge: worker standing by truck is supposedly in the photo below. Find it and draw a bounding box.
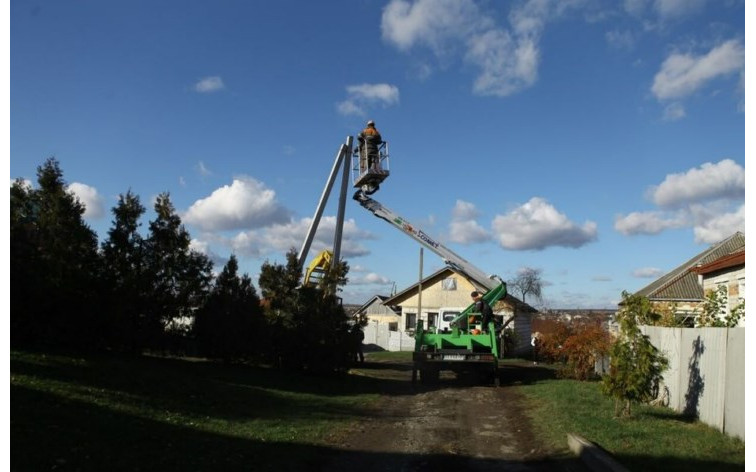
[471,291,493,334]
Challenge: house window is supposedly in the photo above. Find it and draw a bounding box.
[441,277,457,291]
[388,322,398,332]
[427,312,438,327]
[405,313,416,330]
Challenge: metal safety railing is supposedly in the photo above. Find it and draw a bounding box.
[352,141,389,185]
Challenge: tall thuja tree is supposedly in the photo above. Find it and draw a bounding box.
[143,192,213,351]
[602,291,669,417]
[194,255,262,362]
[101,190,147,353]
[258,250,303,365]
[10,158,100,349]
[258,249,351,371]
[10,179,40,346]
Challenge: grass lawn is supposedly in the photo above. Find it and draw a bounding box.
[12,350,744,472]
[362,350,413,362]
[506,360,745,472]
[10,350,387,471]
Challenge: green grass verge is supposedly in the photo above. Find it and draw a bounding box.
[364,350,412,362]
[11,350,383,471]
[511,364,745,472]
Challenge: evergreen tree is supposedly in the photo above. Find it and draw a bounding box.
[601,291,669,417]
[194,255,262,361]
[143,192,213,351]
[257,249,351,371]
[101,190,147,353]
[10,179,41,346]
[10,158,101,349]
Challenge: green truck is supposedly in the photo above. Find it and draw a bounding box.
[352,150,507,387]
[411,281,507,385]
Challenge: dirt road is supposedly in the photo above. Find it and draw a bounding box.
[325,357,587,472]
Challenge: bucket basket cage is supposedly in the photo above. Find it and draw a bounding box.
[352,141,389,192]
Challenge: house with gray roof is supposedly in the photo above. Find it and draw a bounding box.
[632,232,745,326]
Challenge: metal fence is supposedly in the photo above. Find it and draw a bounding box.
[641,326,744,440]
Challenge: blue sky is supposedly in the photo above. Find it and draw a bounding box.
[9,0,746,309]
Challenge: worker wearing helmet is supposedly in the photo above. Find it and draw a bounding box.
[357,120,383,173]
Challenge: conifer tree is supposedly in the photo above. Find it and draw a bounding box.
[10,158,100,348]
[143,192,212,351]
[257,249,351,371]
[194,255,262,361]
[101,190,147,353]
[601,291,669,417]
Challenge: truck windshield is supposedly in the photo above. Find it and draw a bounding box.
[443,312,460,321]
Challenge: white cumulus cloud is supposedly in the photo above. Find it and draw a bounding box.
[491,197,597,250]
[449,200,490,244]
[194,76,225,93]
[614,210,688,235]
[337,83,400,116]
[381,0,487,52]
[650,159,745,208]
[229,216,374,259]
[381,0,582,98]
[68,182,105,219]
[615,160,744,242]
[692,204,744,244]
[183,176,291,231]
[651,40,744,101]
[466,29,539,97]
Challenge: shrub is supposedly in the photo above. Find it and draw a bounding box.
[536,321,572,363]
[560,322,611,380]
[602,291,669,417]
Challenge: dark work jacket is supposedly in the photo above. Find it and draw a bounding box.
[475,299,493,330]
[358,127,382,154]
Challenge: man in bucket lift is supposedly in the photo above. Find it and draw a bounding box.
[357,120,383,173]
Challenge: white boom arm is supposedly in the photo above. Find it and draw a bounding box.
[353,191,500,291]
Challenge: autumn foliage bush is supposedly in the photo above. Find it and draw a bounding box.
[535,321,572,363]
[534,319,611,380]
[560,322,612,380]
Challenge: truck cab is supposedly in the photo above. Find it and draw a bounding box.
[436,307,466,333]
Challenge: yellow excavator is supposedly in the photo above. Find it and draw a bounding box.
[303,249,333,287]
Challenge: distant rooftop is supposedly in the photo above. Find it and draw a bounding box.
[634,232,745,302]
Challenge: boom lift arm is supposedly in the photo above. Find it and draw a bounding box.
[353,190,501,292]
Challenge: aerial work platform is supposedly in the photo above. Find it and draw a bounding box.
[352,141,389,195]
